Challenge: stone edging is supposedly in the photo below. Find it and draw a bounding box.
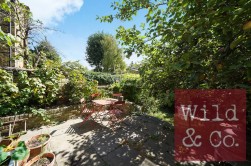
[0,104,83,134]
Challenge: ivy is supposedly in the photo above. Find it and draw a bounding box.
[0,0,15,46]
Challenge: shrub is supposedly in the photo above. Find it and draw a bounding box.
[33,64,63,105]
[61,61,87,76]
[141,96,160,113]
[156,90,175,109]
[98,88,112,99]
[110,82,121,93]
[139,90,174,124]
[120,77,141,103]
[61,70,98,104]
[0,69,19,116]
[84,71,120,85]
[15,64,63,108]
[110,74,141,103]
[0,64,63,116]
[17,71,46,106]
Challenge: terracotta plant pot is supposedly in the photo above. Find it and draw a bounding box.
[24,152,55,166]
[0,139,18,152]
[0,133,21,149]
[26,134,51,159]
[0,139,12,146]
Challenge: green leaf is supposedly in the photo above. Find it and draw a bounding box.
[4,35,12,46]
[230,36,244,49]
[246,62,251,67]
[243,21,251,31]
[247,68,251,81]
[11,141,28,161]
[1,3,11,12]
[0,147,8,162]
[3,17,11,22]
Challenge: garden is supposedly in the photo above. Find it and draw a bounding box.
[0,0,251,166]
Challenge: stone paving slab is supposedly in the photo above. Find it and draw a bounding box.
[115,125,148,144]
[102,145,145,166]
[66,147,105,166]
[139,158,158,166]
[88,129,123,156]
[18,115,251,166]
[139,139,174,166]
[122,116,173,136]
[19,116,175,166]
[20,118,84,140]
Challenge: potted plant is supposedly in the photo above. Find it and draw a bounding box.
[24,152,55,166]
[0,141,30,166]
[0,139,13,147]
[0,132,25,154]
[26,134,51,159]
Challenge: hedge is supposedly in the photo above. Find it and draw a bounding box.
[84,72,121,85]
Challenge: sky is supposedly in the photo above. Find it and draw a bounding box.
[20,0,144,69]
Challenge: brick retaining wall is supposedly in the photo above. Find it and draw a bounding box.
[0,104,82,135]
[0,102,141,135]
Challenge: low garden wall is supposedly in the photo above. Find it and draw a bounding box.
[0,104,83,135]
[0,102,142,136]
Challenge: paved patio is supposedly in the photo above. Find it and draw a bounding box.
[20,115,178,166]
[20,115,250,166]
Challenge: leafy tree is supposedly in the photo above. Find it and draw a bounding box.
[101,34,126,73]
[30,39,62,68]
[36,39,61,62]
[1,0,57,68]
[99,0,251,95]
[127,62,140,74]
[86,32,126,73]
[86,32,105,71]
[6,0,44,65]
[61,61,87,77]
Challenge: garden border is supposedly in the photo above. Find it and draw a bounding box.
[0,104,83,135]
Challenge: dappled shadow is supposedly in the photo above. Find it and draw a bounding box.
[122,115,175,165]
[17,110,250,166]
[67,120,103,135]
[52,120,106,165]
[52,115,178,166]
[39,114,249,166]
